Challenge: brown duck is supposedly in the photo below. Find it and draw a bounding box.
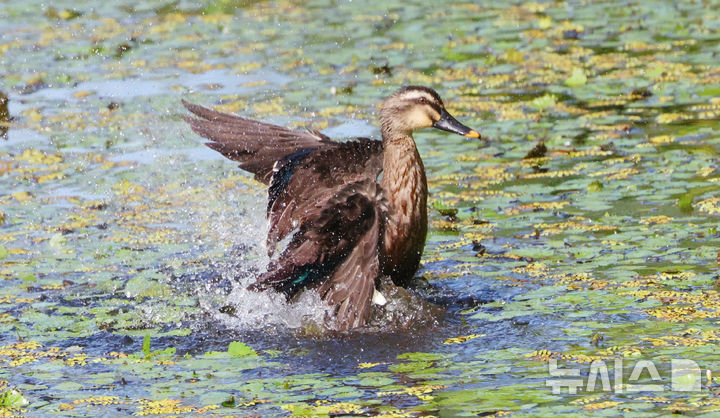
[183,86,482,330]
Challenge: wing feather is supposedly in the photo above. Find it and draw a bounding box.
[250,180,387,330]
[316,213,381,330]
[183,101,388,329]
[182,100,333,184]
[266,139,383,254]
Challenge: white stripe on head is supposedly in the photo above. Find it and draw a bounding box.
[392,86,444,107]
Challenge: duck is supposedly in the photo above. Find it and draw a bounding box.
[182,86,483,330]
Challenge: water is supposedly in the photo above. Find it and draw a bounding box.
[1,0,719,415]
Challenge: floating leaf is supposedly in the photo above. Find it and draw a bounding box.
[228,341,258,358]
[48,233,67,249]
[587,180,604,193]
[565,68,587,87]
[0,388,29,409]
[444,334,485,344]
[537,16,552,30]
[530,94,557,111]
[221,396,235,408]
[142,334,151,357]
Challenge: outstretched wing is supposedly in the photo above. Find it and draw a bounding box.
[182,100,335,184]
[250,180,387,330]
[182,100,385,255]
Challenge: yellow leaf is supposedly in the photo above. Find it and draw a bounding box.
[537,16,552,30]
[583,401,621,411]
[444,334,486,344]
[18,149,62,165]
[650,135,674,144]
[36,171,65,183]
[358,362,383,369]
[112,180,147,197]
[11,191,32,202]
[504,48,524,64]
[73,90,93,98]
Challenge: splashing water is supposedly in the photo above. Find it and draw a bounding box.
[183,186,336,332]
[215,283,332,331]
[182,186,445,333]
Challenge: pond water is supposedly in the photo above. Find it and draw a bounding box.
[1,0,719,415]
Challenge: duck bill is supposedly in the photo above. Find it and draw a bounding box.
[433,109,482,139]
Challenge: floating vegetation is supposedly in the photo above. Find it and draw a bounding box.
[0,0,719,415]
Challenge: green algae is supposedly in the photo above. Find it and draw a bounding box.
[0,0,719,416]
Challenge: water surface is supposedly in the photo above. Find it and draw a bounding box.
[1,0,719,415]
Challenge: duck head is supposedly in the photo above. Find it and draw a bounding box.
[379,85,483,139]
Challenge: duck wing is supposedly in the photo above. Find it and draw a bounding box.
[266,138,383,255]
[182,101,384,252]
[182,100,335,184]
[251,180,387,330]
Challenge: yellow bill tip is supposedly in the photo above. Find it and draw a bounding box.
[464,130,481,138]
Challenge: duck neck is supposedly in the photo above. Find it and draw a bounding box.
[379,125,428,282]
[380,130,428,214]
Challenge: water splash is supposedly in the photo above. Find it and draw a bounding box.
[186,187,335,332]
[180,176,447,334]
[214,281,332,331]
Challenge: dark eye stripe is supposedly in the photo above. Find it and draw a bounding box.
[403,96,442,115]
[428,102,442,114]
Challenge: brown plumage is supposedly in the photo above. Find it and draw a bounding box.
[183,86,482,330]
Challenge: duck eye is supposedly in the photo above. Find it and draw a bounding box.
[417,97,427,104]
